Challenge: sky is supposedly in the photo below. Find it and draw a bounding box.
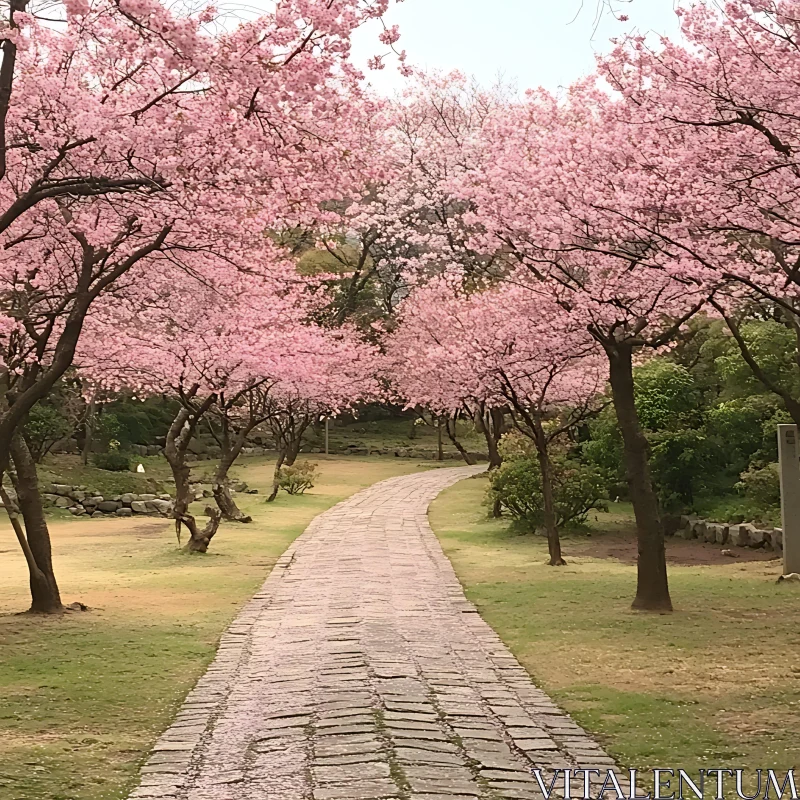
[350,0,683,95]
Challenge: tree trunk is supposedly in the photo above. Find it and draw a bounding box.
[9,435,63,612]
[437,418,444,461]
[486,408,504,470]
[445,417,476,466]
[81,395,95,466]
[606,342,672,612]
[165,399,220,552]
[533,427,566,567]
[212,434,252,523]
[267,451,286,503]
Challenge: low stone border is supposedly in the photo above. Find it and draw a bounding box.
[672,515,783,551]
[42,484,173,518]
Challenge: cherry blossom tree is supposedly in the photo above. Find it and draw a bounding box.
[460,82,720,610]
[0,0,404,610]
[385,277,606,566]
[601,0,800,426]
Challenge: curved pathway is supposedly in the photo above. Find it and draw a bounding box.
[130,466,614,800]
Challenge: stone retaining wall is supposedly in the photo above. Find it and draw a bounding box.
[672,515,783,552]
[42,484,173,518]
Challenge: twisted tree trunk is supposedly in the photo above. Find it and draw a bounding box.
[165,397,221,552]
[212,430,252,523]
[445,416,476,466]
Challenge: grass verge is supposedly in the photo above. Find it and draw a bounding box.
[0,456,435,800]
[429,473,800,781]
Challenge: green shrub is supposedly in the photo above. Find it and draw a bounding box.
[93,452,131,472]
[736,462,781,509]
[487,455,607,530]
[278,461,318,495]
[24,405,72,463]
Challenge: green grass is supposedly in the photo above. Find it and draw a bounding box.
[0,456,437,800]
[429,474,800,781]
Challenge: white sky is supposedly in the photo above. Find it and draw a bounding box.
[350,0,682,95]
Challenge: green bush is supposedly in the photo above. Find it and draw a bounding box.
[278,461,318,495]
[736,462,781,509]
[25,405,72,463]
[93,452,131,472]
[487,454,607,530]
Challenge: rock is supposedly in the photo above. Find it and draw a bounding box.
[778,573,800,583]
[703,524,717,544]
[774,528,784,550]
[110,495,122,502]
[663,515,681,536]
[69,506,84,516]
[84,495,104,508]
[146,499,172,515]
[130,501,148,514]
[121,493,136,505]
[230,480,248,493]
[115,507,133,517]
[749,528,767,548]
[52,484,72,496]
[202,489,213,498]
[721,549,738,558]
[91,511,104,519]
[691,520,706,541]
[146,445,162,456]
[69,490,86,503]
[55,496,72,508]
[245,488,259,495]
[715,524,729,545]
[97,500,121,513]
[729,524,751,548]
[138,493,157,502]
[42,493,60,507]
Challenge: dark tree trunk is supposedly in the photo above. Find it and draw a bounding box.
[606,342,672,612]
[437,418,444,461]
[81,395,95,466]
[267,451,286,503]
[9,434,62,612]
[533,426,566,567]
[475,405,503,470]
[491,497,502,518]
[165,398,221,552]
[212,426,252,523]
[445,417,476,466]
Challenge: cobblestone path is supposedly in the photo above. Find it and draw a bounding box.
[130,466,615,800]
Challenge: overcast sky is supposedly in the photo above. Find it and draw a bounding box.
[350,0,682,95]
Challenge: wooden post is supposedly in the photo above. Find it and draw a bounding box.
[778,424,800,575]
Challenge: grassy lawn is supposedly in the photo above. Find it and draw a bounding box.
[0,456,435,800]
[429,473,800,781]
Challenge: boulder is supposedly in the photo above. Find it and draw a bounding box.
[130,501,148,514]
[138,493,157,502]
[97,500,121,513]
[120,493,136,506]
[115,507,133,518]
[157,494,171,501]
[91,511,104,519]
[245,488,259,495]
[714,524,729,545]
[774,528,784,550]
[749,528,766,548]
[69,490,86,503]
[42,493,60,507]
[52,484,72,496]
[55,496,72,508]
[704,524,718,544]
[69,506,84,516]
[84,496,104,507]
[146,499,172,515]
[691,520,706,540]
[728,525,753,547]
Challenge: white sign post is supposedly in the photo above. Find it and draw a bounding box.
[778,424,800,575]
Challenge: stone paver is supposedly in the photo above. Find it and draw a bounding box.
[129,466,615,800]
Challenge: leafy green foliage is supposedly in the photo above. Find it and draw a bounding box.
[93,451,132,472]
[487,452,607,530]
[736,462,781,509]
[24,404,72,463]
[278,461,319,495]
